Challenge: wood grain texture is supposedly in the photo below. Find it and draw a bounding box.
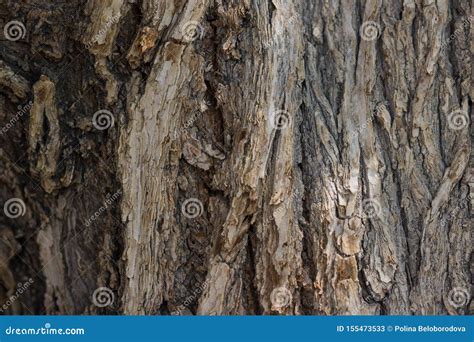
[0,0,472,315]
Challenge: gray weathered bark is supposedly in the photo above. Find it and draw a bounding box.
[0,0,472,315]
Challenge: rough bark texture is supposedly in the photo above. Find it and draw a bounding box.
[0,0,472,315]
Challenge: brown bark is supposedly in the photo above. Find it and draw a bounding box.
[0,0,472,315]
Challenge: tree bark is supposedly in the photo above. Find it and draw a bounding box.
[0,0,472,315]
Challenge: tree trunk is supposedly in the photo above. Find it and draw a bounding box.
[0,0,472,315]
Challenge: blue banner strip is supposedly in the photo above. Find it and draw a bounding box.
[0,316,473,342]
